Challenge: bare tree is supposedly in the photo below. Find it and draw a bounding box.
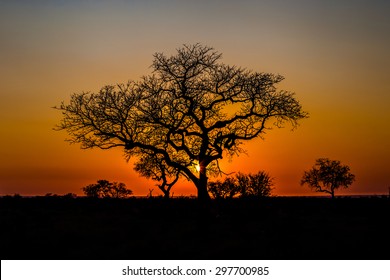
[301,158,355,199]
[55,43,308,201]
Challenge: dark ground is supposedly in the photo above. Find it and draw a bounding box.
[1,196,389,260]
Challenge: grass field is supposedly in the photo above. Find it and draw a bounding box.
[1,196,389,260]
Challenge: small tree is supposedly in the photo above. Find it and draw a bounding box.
[301,158,355,199]
[82,180,133,198]
[208,177,240,199]
[208,171,273,199]
[236,171,274,198]
[62,193,77,199]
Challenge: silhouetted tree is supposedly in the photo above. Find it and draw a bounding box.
[209,171,274,199]
[62,193,77,199]
[236,171,274,198]
[134,153,179,199]
[301,158,355,199]
[55,43,307,201]
[82,180,133,198]
[208,177,240,199]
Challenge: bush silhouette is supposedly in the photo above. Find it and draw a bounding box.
[208,177,240,199]
[209,171,273,199]
[82,180,133,198]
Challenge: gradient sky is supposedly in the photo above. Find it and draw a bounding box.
[1,0,389,197]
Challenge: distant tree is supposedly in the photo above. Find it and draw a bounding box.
[208,177,240,199]
[208,171,274,199]
[55,43,307,201]
[62,193,77,199]
[301,158,355,199]
[82,180,133,198]
[236,171,274,198]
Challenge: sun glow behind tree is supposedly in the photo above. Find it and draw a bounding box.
[55,44,307,200]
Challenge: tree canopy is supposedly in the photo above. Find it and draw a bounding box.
[55,43,308,201]
[301,158,355,198]
[82,180,133,198]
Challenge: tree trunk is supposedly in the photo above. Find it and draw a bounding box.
[196,169,211,202]
[195,173,214,221]
[163,190,170,199]
[158,182,171,199]
[197,183,211,201]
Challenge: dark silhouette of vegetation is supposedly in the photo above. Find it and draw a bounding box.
[208,177,240,199]
[236,171,274,198]
[55,43,308,201]
[208,171,274,199]
[62,193,77,199]
[134,153,180,199]
[82,180,133,198]
[301,158,355,199]
[1,196,389,259]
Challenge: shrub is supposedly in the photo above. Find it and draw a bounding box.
[82,180,133,198]
[208,171,274,199]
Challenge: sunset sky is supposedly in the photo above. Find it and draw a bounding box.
[1,0,389,197]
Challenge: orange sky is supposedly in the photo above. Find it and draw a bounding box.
[1,1,389,197]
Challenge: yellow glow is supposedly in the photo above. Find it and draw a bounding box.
[1,1,389,197]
